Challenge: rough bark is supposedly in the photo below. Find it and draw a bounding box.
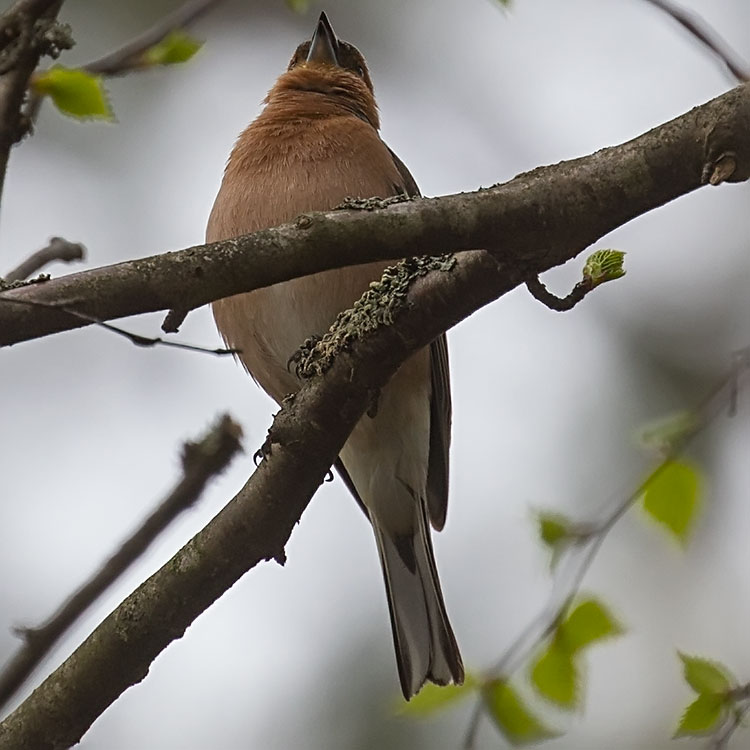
[0,83,748,750]
[1,82,748,348]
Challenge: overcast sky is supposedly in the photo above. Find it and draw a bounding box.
[2,1,749,748]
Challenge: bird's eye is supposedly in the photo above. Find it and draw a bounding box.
[355,65,365,77]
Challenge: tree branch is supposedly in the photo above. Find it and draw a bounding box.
[0,82,748,348]
[0,0,62,49]
[525,275,593,311]
[0,414,243,715]
[0,82,748,749]
[643,0,750,82]
[463,347,750,748]
[0,293,237,355]
[0,0,64,207]
[20,0,225,139]
[3,236,84,281]
[0,248,514,749]
[82,0,225,77]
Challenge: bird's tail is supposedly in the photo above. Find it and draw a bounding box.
[373,503,464,699]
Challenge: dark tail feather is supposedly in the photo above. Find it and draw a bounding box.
[373,503,464,699]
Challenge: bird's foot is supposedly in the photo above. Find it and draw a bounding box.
[253,433,274,466]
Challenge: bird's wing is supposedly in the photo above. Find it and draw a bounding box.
[425,333,451,530]
[387,146,421,198]
[334,334,451,531]
[387,145,452,532]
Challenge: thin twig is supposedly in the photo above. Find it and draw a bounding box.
[4,236,84,281]
[711,700,750,749]
[464,348,750,747]
[644,0,750,82]
[525,276,593,311]
[22,0,226,141]
[82,0,225,76]
[0,414,243,712]
[0,292,237,355]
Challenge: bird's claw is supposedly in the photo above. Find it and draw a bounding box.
[253,435,274,466]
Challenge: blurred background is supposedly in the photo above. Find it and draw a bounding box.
[1,0,749,747]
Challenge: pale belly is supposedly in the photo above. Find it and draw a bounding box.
[213,260,389,402]
[212,258,432,516]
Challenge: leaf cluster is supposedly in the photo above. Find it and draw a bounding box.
[675,653,745,739]
[31,31,203,121]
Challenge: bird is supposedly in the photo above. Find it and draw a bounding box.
[207,11,463,699]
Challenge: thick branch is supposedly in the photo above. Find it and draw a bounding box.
[0,84,749,749]
[0,248,512,749]
[0,0,61,50]
[1,82,748,348]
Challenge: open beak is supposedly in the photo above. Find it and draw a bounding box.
[306,11,339,66]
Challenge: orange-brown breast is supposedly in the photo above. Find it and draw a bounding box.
[207,98,407,401]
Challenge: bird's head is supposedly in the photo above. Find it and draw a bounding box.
[267,12,379,129]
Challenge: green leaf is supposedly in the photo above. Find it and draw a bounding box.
[536,511,584,570]
[142,30,203,66]
[531,643,578,709]
[642,460,701,544]
[559,598,624,654]
[678,653,733,695]
[31,67,113,120]
[399,673,477,716]
[582,249,626,287]
[286,0,309,12]
[674,693,726,737]
[537,512,571,548]
[482,680,559,745]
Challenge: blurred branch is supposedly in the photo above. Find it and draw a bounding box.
[23,0,226,128]
[0,80,748,750]
[0,0,65,209]
[0,247,516,749]
[82,0,225,76]
[3,236,84,281]
[644,0,750,82]
[712,696,750,748]
[0,82,748,347]
[0,414,243,715]
[463,348,750,749]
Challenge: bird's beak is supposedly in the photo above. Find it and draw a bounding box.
[307,11,339,66]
